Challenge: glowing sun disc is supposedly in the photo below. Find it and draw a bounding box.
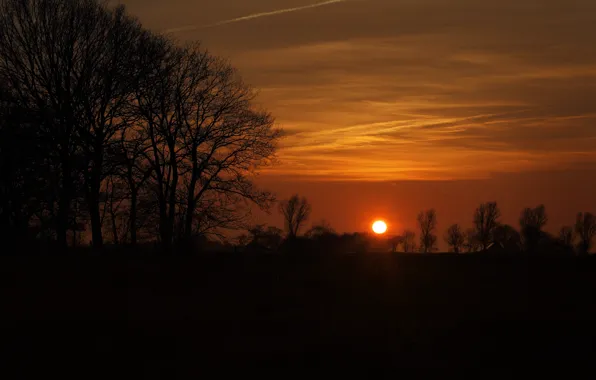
[372,220,387,234]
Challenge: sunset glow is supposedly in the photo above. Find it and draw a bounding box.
[121,0,596,248]
[372,220,387,235]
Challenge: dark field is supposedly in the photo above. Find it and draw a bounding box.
[2,251,596,374]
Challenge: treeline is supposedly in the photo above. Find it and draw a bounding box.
[245,196,595,255]
[0,0,281,250]
[408,203,595,255]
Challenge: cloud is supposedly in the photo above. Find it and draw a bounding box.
[128,0,596,181]
[163,0,349,34]
[244,31,596,180]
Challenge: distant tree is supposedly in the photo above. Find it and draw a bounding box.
[402,230,417,253]
[345,232,370,254]
[305,220,336,239]
[445,224,465,253]
[263,226,284,250]
[236,234,250,247]
[417,209,438,253]
[246,224,283,250]
[558,226,574,249]
[389,235,403,253]
[474,202,501,251]
[519,205,548,253]
[279,194,311,238]
[493,224,522,252]
[575,212,596,255]
[248,224,265,240]
[464,228,481,253]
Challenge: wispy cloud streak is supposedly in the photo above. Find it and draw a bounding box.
[164,0,348,34]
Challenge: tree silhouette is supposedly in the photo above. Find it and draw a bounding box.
[519,205,548,253]
[279,194,311,238]
[445,224,465,253]
[236,234,250,247]
[173,46,279,241]
[264,226,284,250]
[246,224,283,250]
[558,226,574,249]
[0,86,51,244]
[77,5,147,248]
[417,209,437,253]
[389,235,403,253]
[305,220,336,239]
[402,230,417,253]
[492,224,522,252]
[131,41,280,247]
[574,212,596,255]
[474,202,501,251]
[106,125,154,245]
[464,229,481,252]
[0,0,280,251]
[0,0,150,248]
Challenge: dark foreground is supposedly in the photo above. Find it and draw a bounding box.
[1,251,595,374]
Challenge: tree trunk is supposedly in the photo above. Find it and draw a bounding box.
[165,140,178,248]
[86,149,104,249]
[166,188,177,246]
[184,178,197,240]
[129,189,137,245]
[184,146,199,240]
[184,198,194,240]
[57,155,72,250]
[159,198,170,249]
[86,175,103,248]
[110,209,119,245]
[88,193,103,248]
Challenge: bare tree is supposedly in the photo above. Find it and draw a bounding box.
[77,6,148,249]
[417,209,438,253]
[402,230,417,253]
[0,0,150,248]
[236,234,250,247]
[264,226,284,250]
[306,220,336,239]
[175,47,279,241]
[0,0,89,247]
[558,226,574,249]
[100,176,131,245]
[575,212,596,255]
[464,228,481,252]
[106,124,154,245]
[474,202,501,251]
[244,224,281,249]
[279,194,311,238]
[388,235,403,253]
[0,84,51,244]
[445,224,465,253]
[519,204,548,252]
[493,224,522,251]
[134,38,187,247]
[132,40,280,248]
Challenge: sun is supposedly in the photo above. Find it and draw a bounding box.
[372,220,388,235]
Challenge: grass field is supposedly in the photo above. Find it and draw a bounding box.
[2,251,595,374]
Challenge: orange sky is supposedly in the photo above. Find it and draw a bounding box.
[118,0,596,241]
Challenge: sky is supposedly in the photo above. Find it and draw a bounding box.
[118,0,596,241]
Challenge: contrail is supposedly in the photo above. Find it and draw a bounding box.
[164,0,348,34]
